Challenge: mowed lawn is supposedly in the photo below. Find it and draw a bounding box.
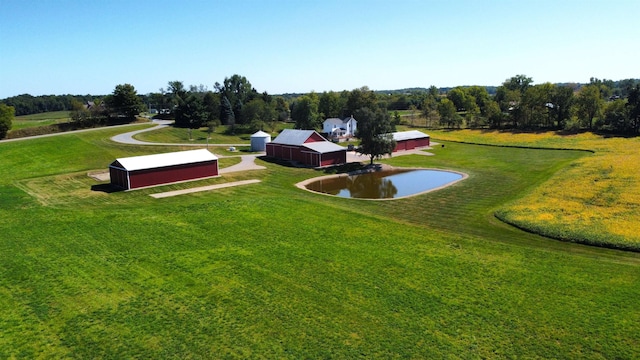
[1,127,639,358]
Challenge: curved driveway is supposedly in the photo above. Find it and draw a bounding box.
[109,119,266,173]
[109,120,173,145]
[110,119,248,147]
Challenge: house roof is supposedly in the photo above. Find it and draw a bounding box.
[391,130,430,142]
[271,129,317,145]
[303,141,347,154]
[324,118,344,125]
[324,116,357,125]
[110,149,218,171]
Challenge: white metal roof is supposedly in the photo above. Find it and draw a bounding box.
[391,130,430,142]
[271,129,317,145]
[303,141,347,154]
[111,149,218,171]
[250,130,271,138]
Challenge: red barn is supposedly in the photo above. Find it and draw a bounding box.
[266,129,347,167]
[391,130,430,152]
[109,149,219,190]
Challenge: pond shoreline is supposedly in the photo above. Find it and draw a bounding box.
[295,165,468,201]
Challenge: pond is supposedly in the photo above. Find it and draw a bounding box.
[303,169,465,199]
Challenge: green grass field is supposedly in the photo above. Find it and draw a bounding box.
[1,127,639,358]
[12,111,71,130]
[134,123,294,146]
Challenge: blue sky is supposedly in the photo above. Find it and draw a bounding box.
[1,0,638,98]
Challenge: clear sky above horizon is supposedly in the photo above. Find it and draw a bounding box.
[1,0,638,98]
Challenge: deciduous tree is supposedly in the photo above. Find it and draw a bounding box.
[446,87,468,111]
[627,84,640,134]
[216,75,256,125]
[346,87,377,116]
[318,91,344,119]
[166,81,187,110]
[291,93,320,129]
[355,107,396,165]
[106,83,143,120]
[550,86,574,129]
[521,83,554,128]
[242,98,276,132]
[603,99,629,133]
[495,86,522,127]
[274,96,290,121]
[503,74,533,93]
[438,98,461,128]
[484,100,502,128]
[421,95,439,128]
[0,103,14,139]
[576,84,603,129]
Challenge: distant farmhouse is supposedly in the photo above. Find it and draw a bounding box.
[322,116,357,141]
[266,129,347,167]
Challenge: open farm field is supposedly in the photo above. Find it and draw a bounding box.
[12,111,71,130]
[429,129,640,250]
[1,127,639,358]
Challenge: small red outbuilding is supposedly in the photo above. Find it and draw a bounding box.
[109,149,219,190]
[391,130,430,152]
[266,129,347,167]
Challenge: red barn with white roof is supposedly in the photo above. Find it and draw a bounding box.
[109,149,219,190]
[391,130,430,152]
[265,129,347,167]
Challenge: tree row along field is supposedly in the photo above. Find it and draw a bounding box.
[2,74,639,141]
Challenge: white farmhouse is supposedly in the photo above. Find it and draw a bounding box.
[322,116,357,139]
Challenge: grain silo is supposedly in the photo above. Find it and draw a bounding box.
[250,130,271,152]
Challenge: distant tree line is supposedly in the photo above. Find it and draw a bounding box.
[2,75,639,137]
[146,75,290,133]
[67,83,145,127]
[1,94,100,116]
[434,75,640,134]
[285,77,640,135]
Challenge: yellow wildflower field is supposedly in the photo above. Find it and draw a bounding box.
[429,129,640,250]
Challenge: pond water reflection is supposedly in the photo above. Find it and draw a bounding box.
[305,169,463,199]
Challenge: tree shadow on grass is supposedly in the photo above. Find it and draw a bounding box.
[320,162,368,175]
[257,155,305,168]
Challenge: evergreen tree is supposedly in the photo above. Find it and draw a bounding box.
[220,96,235,127]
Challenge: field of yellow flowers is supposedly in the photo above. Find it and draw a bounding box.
[429,129,640,251]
